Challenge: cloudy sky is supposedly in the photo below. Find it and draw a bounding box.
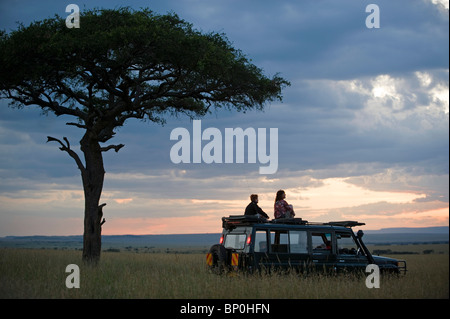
[0,0,448,236]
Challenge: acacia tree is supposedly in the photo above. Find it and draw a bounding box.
[0,8,289,264]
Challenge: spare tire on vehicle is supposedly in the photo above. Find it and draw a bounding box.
[208,244,228,274]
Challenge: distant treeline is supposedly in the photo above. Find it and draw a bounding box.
[1,232,448,250]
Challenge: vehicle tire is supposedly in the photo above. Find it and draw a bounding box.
[208,244,228,274]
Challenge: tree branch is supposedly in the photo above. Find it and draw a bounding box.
[5,85,88,121]
[100,144,125,153]
[46,136,86,173]
[66,122,88,129]
[98,203,106,226]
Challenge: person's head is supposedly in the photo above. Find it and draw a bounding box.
[275,190,286,202]
[250,194,258,203]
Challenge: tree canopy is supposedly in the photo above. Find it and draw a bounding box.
[1,8,289,142]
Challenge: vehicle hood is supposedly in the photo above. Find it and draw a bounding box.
[372,255,398,265]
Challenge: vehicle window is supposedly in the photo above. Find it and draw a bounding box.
[312,232,332,254]
[336,232,358,255]
[224,234,247,250]
[254,230,268,252]
[289,231,308,253]
[270,230,289,253]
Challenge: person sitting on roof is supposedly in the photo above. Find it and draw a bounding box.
[274,190,295,219]
[244,194,269,219]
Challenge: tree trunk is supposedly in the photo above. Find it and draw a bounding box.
[80,132,105,265]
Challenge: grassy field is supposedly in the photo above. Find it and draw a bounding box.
[0,244,448,299]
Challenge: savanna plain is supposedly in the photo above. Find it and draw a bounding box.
[0,244,448,299]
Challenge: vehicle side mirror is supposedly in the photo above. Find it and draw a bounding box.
[357,230,364,238]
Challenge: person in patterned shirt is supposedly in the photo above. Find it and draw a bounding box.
[274,190,295,219]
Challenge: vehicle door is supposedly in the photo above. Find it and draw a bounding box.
[253,229,309,271]
[252,229,271,269]
[268,229,292,269]
[335,231,368,272]
[310,231,336,272]
[287,230,309,271]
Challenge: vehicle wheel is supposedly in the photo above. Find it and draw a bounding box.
[208,244,228,274]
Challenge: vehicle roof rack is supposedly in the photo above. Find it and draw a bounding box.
[222,215,309,229]
[221,216,364,230]
[270,217,308,225]
[222,215,266,230]
[323,221,365,228]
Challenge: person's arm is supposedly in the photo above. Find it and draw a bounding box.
[282,200,295,216]
[257,205,269,218]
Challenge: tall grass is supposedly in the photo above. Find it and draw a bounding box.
[0,248,448,298]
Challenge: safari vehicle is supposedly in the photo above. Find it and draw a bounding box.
[206,215,407,275]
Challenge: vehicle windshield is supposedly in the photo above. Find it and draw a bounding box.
[336,232,359,254]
